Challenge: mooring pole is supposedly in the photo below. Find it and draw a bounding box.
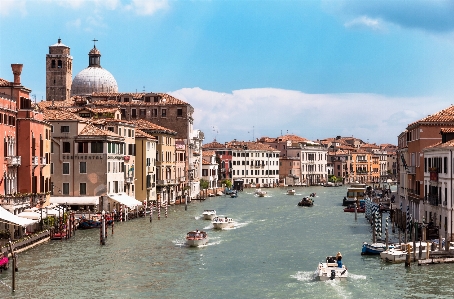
[354,203,357,221]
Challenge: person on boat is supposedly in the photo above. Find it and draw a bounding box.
[336,252,342,268]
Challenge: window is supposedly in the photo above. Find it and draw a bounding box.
[131,109,137,118]
[152,109,157,117]
[63,142,70,153]
[162,109,167,117]
[61,126,69,133]
[78,142,89,153]
[121,109,126,118]
[63,183,69,195]
[51,142,54,154]
[80,162,87,173]
[177,108,183,117]
[124,97,130,102]
[51,60,56,68]
[63,162,70,175]
[50,163,54,174]
[145,96,151,102]
[91,142,103,153]
[140,109,146,117]
[80,183,86,195]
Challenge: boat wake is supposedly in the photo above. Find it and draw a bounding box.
[290,271,315,282]
[194,216,201,220]
[348,273,366,280]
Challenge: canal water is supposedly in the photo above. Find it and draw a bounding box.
[1,186,453,298]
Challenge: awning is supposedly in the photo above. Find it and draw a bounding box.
[0,206,37,227]
[17,211,42,220]
[50,196,100,205]
[108,193,142,208]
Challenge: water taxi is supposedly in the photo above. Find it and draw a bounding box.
[202,209,217,220]
[212,216,234,229]
[298,197,313,207]
[286,189,296,195]
[186,230,208,247]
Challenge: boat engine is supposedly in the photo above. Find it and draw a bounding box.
[330,270,336,280]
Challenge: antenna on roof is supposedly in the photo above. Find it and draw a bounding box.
[143,86,145,92]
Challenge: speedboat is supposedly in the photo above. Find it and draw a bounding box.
[343,204,365,213]
[202,209,216,220]
[255,189,267,197]
[298,197,313,207]
[287,189,296,195]
[230,190,238,198]
[380,242,428,263]
[314,256,348,281]
[212,216,234,229]
[186,230,208,247]
[361,242,388,255]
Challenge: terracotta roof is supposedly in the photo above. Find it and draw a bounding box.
[441,128,454,133]
[202,151,215,156]
[409,105,454,128]
[203,141,225,149]
[226,140,277,152]
[129,119,177,135]
[202,159,211,165]
[79,123,121,138]
[0,78,10,86]
[277,134,308,142]
[43,109,86,121]
[135,129,156,139]
[90,92,189,106]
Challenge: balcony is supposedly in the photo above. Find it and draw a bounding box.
[167,179,175,184]
[125,177,134,184]
[426,194,440,206]
[406,166,416,174]
[179,176,186,183]
[40,156,47,165]
[147,166,153,173]
[6,156,21,167]
[32,156,39,166]
[157,180,167,186]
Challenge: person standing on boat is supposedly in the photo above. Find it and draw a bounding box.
[336,252,342,268]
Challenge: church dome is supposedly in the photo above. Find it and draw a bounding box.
[72,67,118,95]
[71,43,118,96]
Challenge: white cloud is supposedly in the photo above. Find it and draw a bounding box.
[170,87,446,145]
[125,0,169,16]
[0,0,27,17]
[344,16,382,30]
[55,0,120,10]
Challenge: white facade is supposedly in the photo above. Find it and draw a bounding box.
[202,152,219,189]
[188,129,204,199]
[300,144,328,185]
[231,148,280,187]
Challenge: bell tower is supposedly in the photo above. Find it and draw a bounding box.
[46,38,73,101]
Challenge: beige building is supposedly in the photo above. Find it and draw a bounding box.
[134,129,157,204]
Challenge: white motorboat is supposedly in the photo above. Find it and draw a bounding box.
[202,209,216,220]
[286,189,296,195]
[212,216,234,229]
[380,242,429,263]
[314,256,348,281]
[186,230,208,247]
[255,189,267,197]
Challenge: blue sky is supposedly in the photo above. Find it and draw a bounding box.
[1,0,454,145]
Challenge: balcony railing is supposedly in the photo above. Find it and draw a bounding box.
[179,176,186,183]
[426,194,440,206]
[406,166,416,174]
[40,156,47,165]
[32,156,39,166]
[147,166,153,173]
[157,180,167,185]
[125,177,134,184]
[6,156,21,166]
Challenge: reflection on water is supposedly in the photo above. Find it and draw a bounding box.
[1,186,454,298]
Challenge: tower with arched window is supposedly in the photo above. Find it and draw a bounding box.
[46,38,72,101]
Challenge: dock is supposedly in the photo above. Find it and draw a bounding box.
[418,250,454,265]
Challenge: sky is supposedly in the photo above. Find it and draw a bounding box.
[1,0,454,145]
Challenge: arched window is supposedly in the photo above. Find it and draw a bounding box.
[51,60,56,68]
[58,60,62,68]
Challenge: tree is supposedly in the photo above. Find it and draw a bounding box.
[200,178,209,190]
[221,179,232,189]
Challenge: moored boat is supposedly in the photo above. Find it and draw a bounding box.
[230,190,238,198]
[212,216,234,229]
[202,209,217,220]
[361,242,387,255]
[186,230,208,247]
[298,197,313,207]
[314,254,348,281]
[256,190,267,197]
[343,204,365,213]
[343,184,366,206]
[380,242,429,263]
[286,189,296,195]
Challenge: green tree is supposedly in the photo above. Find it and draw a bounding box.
[221,179,232,189]
[200,178,209,190]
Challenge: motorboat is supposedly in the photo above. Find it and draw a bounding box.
[230,190,238,198]
[314,256,348,281]
[286,189,296,195]
[255,189,267,197]
[202,209,216,220]
[361,242,388,255]
[380,242,429,263]
[343,204,365,213]
[343,184,366,206]
[186,230,208,247]
[212,216,234,229]
[297,197,313,207]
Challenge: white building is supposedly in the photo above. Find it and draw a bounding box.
[202,151,219,190]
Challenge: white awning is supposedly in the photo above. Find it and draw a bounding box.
[17,211,42,220]
[0,206,38,227]
[50,196,99,205]
[108,193,142,208]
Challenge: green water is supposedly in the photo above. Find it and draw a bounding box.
[0,186,452,298]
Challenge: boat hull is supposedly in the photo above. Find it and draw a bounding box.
[203,214,216,220]
[186,237,209,247]
[212,222,234,229]
[315,263,348,281]
[361,243,386,255]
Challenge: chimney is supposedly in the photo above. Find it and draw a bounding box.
[11,64,23,85]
